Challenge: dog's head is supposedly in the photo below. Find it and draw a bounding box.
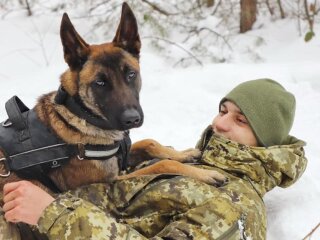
[59,3,143,131]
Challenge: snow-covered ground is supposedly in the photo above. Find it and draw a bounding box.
[0,10,319,239]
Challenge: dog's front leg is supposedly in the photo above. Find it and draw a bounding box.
[117,159,227,186]
[128,139,201,167]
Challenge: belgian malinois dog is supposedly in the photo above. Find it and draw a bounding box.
[0,2,225,239]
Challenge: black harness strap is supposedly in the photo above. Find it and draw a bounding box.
[118,131,131,171]
[5,96,28,131]
[0,96,131,193]
[4,96,32,148]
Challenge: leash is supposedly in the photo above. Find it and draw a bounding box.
[0,95,131,192]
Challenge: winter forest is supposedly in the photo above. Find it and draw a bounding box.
[1,0,319,66]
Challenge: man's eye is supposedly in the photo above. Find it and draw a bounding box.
[237,118,248,124]
[219,110,227,115]
[127,70,136,82]
[95,79,105,86]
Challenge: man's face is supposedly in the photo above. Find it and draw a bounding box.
[212,101,258,146]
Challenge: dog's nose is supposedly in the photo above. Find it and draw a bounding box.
[120,109,142,128]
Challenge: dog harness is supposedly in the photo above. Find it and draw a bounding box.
[0,94,131,192]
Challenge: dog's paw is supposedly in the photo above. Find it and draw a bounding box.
[196,169,228,187]
[178,148,202,162]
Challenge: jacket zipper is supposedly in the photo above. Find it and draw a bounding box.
[216,214,248,240]
[216,221,239,240]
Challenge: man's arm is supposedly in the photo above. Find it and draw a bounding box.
[2,181,148,239]
[37,192,148,240]
[38,189,244,240]
[3,178,254,239]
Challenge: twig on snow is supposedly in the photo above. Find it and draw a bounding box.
[302,222,320,240]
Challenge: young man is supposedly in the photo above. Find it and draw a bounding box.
[2,79,307,239]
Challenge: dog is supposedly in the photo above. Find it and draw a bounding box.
[0,2,226,239]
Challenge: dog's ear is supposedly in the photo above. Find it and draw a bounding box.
[113,2,141,58]
[60,13,90,70]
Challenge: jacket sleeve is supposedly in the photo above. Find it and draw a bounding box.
[37,192,148,240]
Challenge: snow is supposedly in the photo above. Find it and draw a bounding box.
[0,12,319,240]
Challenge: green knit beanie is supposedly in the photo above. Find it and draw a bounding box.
[220,79,296,147]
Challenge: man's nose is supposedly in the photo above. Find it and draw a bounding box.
[215,114,232,132]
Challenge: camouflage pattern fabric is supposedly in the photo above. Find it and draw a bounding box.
[1,126,307,239]
[0,207,20,240]
[0,205,47,240]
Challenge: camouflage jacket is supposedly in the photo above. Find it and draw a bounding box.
[35,126,307,240]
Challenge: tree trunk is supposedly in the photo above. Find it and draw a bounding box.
[240,0,257,33]
[207,0,215,7]
[304,0,314,32]
[25,0,32,16]
[265,0,274,16]
[277,0,285,19]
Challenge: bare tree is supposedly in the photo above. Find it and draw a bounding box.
[240,0,257,33]
[265,0,274,16]
[303,0,317,41]
[277,0,285,18]
[25,0,32,16]
[304,0,315,32]
[2,0,320,64]
[206,0,215,7]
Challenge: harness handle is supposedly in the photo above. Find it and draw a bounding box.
[5,96,29,131]
[119,131,131,171]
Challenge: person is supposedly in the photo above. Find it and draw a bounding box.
[1,79,307,239]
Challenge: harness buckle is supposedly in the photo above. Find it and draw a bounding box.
[2,119,12,127]
[0,158,11,177]
[77,155,84,160]
[77,143,85,160]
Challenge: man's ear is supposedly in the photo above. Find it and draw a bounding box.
[60,13,90,70]
[112,2,141,58]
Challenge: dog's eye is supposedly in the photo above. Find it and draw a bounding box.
[127,71,136,82]
[95,79,105,86]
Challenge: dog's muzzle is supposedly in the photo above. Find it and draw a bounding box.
[120,109,143,129]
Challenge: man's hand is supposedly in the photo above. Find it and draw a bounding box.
[3,180,54,225]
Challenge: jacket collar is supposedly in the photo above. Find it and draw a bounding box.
[199,126,307,196]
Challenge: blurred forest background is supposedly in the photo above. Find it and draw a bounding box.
[0,0,319,66]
